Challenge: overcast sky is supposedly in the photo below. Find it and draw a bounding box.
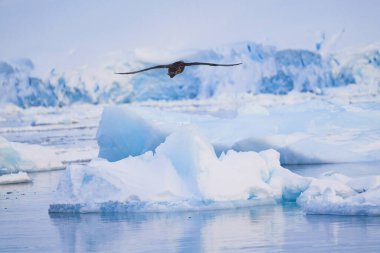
[1,0,379,74]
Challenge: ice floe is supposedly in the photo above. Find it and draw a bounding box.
[97,98,380,165]
[0,172,31,185]
[0,136,64,173]
[297,172,380,215]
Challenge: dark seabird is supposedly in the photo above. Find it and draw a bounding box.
[115,61,242,78]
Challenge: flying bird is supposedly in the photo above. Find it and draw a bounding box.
[115,61,242,78]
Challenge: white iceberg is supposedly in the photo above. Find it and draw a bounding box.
[0,172,31,185]
[50,102,380,215]
[51,127,380,215]
[50,100,380,215]
[49,129,310,213]
[297,172,380,215]
[97,100,380,165]
[0,136,65,173]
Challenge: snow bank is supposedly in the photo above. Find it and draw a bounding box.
[49,129,310,213]
[0,136,64,173]
[0,172,31,185]
[97,101,380,164]
[1,42,379,108]
[297,172,380,215]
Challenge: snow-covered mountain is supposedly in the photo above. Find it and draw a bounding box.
[1,42,379,108]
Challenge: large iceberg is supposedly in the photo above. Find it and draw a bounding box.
[50,128,380,215]
[49,94,380,215]
[97,100,380,165]
[50,129,310,213]
[1,42,379,108]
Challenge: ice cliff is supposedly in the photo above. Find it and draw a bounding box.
[1,42,379,108]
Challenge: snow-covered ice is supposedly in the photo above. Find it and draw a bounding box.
[0,136,64,173]
[1,42,379,108]
[298,172,380,215]
[0,172,31,185]
[51,124,380,215]
[97,95,380,165]
[50,128,310,213]
[0,104,101,165]
[0,42,379,216]
[51,90,380,215]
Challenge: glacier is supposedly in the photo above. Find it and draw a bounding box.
[1,42,379,108]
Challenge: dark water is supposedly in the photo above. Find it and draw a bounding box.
[1,169,380,253]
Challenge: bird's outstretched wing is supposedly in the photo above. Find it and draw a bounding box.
[184,62,242,67]
[115,64,170,75]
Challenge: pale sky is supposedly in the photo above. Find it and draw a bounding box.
[1,0,379,74]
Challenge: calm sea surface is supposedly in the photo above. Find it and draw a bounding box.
[1,164,380,253]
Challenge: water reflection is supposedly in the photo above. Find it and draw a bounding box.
[50,212,205,253]
[49,204,380,253]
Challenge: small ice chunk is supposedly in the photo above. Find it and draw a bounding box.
[0,136,64,172]
[298,172,380,215]
[0,172,31,185]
